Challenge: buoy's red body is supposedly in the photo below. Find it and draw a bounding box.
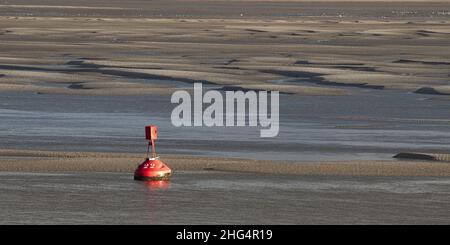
[134,125,172,181]
[134,158,172,181]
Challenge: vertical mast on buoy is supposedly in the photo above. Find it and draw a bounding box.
[134,125,172,181]
[145,125,157,159]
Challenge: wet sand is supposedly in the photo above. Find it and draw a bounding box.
[1,171,450,224]
[1,149,450,176]
[2,149,450,225]
[0,2,449,96]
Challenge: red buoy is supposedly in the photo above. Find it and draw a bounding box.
[134,125,172,181]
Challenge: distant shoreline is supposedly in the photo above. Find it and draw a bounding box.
[1,149,450,177]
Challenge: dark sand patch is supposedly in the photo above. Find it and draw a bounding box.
[0,64,72,72]
[219,85,294,94]
[416,30,450,37]
[245,29,267,33]
[394,152,450,162]
[294,60,377,72]
[415,87,450,96]
[98,69,215,85]
[393,59,450,66]
[67,82,92,90]
[330,65,378,72]
[224,58,238,65]
[0,61,215,86]
[213,66,242,70]
[261,69,384,90]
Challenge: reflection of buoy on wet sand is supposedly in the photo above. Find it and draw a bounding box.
[134,125,172,181]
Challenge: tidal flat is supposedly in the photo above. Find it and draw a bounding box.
[0,0,449,224]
